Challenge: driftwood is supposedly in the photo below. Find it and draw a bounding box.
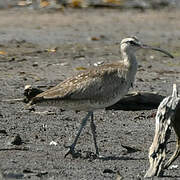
[107,91,164,110]
[145,84,180,178]
[164,99,180,169]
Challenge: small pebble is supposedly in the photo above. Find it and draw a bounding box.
[0,129,7,135]
[94,61,104,67]
[32,62,38,67]
[169,165,178,169]
[150,55,154,59]
[103,169,115,174]
[49,141,58,146]
[60,62,69,66]
[10,134,23,145]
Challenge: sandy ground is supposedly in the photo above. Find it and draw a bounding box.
[0,8,180,179]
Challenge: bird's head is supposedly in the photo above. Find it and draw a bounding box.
[120,37,142,53]
[120,36,174,58]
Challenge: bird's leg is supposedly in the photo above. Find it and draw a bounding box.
[90,112,100,157]
[64,111,93,158]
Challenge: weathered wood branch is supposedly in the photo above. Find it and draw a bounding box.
[164,101,180,169]
[145,84,180,178]
[107,91,164,110]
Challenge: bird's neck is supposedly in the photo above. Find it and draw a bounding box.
[121,50,138,70]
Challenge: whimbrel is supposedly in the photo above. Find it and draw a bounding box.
[28,37,173,158]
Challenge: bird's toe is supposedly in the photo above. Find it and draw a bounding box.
[64,145,81,158]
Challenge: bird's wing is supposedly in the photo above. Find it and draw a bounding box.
[32,64,128,102]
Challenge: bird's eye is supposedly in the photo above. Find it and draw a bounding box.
[129,41,137,45]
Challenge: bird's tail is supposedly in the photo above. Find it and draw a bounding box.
[24,85,44,110]
[24,85,44,104]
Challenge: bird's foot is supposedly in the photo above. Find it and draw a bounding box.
[83,151,104,160]
[64,145,81,158]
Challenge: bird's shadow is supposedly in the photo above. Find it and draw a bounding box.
[161,175,180,178]
[78,150,144,161]
[106,92,165,111]
[98,155,144,161]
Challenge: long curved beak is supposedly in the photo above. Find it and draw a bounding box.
[141,44,174,59]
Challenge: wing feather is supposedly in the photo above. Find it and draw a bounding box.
[33,63,128,102]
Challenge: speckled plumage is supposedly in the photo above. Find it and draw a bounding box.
[31,62,136,111]
[30,37,139,111]
[29,37,173,158]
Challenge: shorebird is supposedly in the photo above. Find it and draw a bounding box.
[27,37,173,158]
